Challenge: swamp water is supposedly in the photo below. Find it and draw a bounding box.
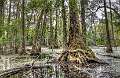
[0,47,120,78]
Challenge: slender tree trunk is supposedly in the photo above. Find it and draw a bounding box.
[62,0,67,50]
[48,3,54,49]
[26,10,33,41]
[32,9,44,53]
[54,0,59,48]
[8,0,11,25]
[32,19,41,53]
[14,0,20,54]
[0,0,4,30]
[0,0,4,54]
[103,0,113,53]
[41,13,47,46]
[8,0,12,50]
[12,1,18,54]
[39,0,47,47]
[109,0,115,47]
[21,0,25,54]
[81,0,86,44]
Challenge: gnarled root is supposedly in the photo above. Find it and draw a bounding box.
[59,49,96,65]
[58,49,97,78]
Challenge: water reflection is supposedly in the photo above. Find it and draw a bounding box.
[0,47,120,78]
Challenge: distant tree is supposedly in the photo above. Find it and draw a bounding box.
[21,0,25,54]
[62,0,67,49]
[103,0,113,53]
[0,0,5,53]
[54,0,59,48]
[48,1,54,49]
[109,0,115,46]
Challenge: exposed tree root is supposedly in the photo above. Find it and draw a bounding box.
[59,49,96,64]
[58,49,108,78]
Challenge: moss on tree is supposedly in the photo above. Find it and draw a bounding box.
[58,0,97,76]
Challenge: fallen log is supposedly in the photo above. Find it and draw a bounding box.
[0,65,51,78]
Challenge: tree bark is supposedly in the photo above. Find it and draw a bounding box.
[0,0,4,54]
[8,0,13,51]
[8,0,11,24]
[32,9,44,53]
[62,0,67,50]
[109,0,116,47]
[21,0,25,54]
[59,1,96,77]
[81,0,86,44]
[103,0,113,53]
[41,13,47,46]
[14,0,20,54]
[48,2,54,49]
[68,0,86,50]
[54,0,59,48]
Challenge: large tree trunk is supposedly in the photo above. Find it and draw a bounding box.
[59,0,96,76]
[68,0,86,50]
[103,0,113,53]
